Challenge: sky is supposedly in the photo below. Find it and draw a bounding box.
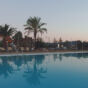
[0,0,88,42]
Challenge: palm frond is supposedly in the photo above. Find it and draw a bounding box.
[38,23,46,28]
[38,28,47,33]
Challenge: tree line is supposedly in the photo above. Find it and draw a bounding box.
[0,16,47,51]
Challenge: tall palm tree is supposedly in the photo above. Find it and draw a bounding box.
[24,17,47,48]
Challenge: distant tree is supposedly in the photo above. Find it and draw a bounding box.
[36,37,45,48]
[37,37,43,42]
[64,41,70,49]
[82,41,88,50]
[13,31,23,48]
[53,37,57,43]
[13,31,23,40]
[24,16,47,49]
[76,40,82,50]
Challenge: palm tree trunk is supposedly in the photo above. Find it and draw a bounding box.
[34,30,37,49]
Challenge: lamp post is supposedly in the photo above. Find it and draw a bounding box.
[82,40,83,53]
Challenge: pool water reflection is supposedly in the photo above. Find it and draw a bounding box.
[0,53,88,88]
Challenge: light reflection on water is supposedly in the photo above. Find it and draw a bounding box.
[0,53,88,88]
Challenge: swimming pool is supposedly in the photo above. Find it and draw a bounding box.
[0,52,88,88]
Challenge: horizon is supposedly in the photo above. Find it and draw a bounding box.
[0,0,88,41]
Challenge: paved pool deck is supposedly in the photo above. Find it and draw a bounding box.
[0,50,88,56]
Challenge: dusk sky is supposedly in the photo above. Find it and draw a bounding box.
[0,0,88,41]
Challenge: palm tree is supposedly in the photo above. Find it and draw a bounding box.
[0,24,16,37]
[24,16,47,49]
[0,24,16,51]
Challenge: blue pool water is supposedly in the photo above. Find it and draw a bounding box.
[0,53,88,88]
